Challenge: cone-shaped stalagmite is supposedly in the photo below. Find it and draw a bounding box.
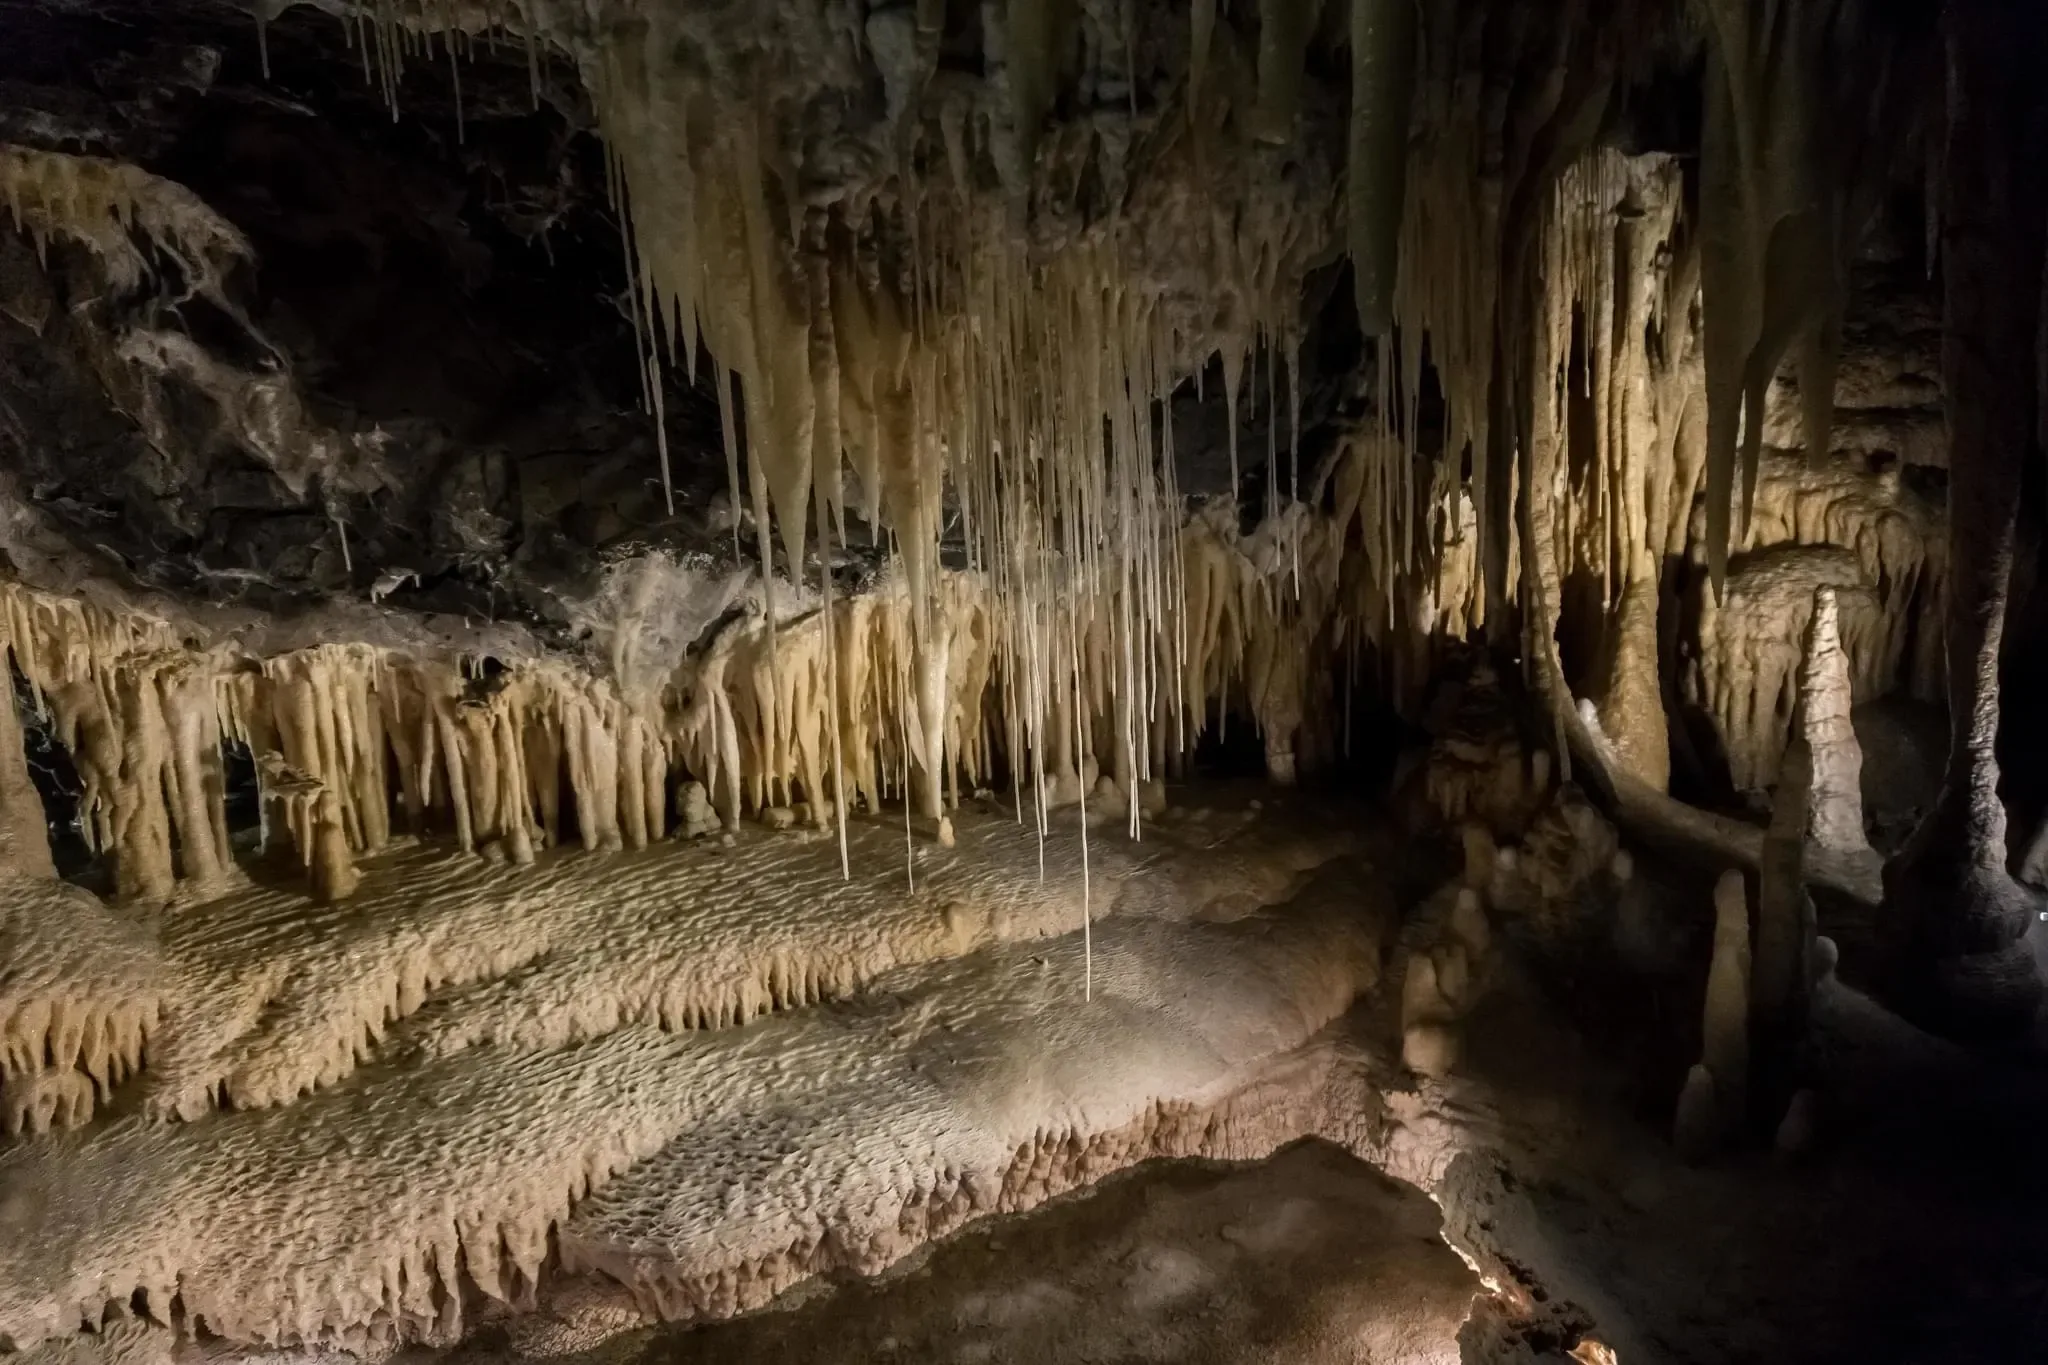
[1796,587,1868,854]
[1878,0,2048,1037]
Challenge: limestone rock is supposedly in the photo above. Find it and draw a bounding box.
[1588,562,1671,792]
[1401,953,1448,1031]
[676,780,718,839]
[1689,546,1887,793]
[1403,1022,1460,1079]
[1460,823,1496,890]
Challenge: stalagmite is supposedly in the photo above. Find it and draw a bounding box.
[1591,559,1670,791]
[1401,952,1447,1036]
[1397,873,1500,1083]
[1,7,2025,1361]
[1796,587,1869,854]
[1753,740,1817,1129]
[675,780,717,839]
[1724,447,1946,704]
[1460,824,1496,890]
[1449,888,1492,961]
[1755,746,1812,1019]
[1699,868,1751,1139]
[1673,1063,1719,1163]
[1774,1087,1820,1159]
[1402,1022,1459,1080]
[1691,547,1885,793]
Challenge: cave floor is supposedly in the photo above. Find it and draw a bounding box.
[1427,930,2048,1365]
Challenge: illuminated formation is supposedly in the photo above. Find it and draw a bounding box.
[0,0,2043,1360]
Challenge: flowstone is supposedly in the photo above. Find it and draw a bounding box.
[0,861,1388,1352]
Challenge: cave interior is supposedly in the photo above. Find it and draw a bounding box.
[2,1,2048,1362]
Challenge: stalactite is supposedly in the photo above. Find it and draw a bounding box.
[1347,0,1415,338]
[1252,0,1321,144]
[0,872,163,1134]
[256,753,360,903]
[0,142,250,302]
[1694,0,1917,595]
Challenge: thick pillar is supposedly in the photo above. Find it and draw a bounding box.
[1878,0,2048,1035]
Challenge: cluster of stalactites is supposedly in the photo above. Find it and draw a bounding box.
[0,142,251,302]
[1,539,1370,900]
[114,0,1374,838]
[2,585,231,902]
[567,0,1362,835]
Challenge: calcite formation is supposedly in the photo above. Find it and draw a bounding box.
[3,1,2045,1361]
[0,849,1384,1352]
[0,144,250,303]
[0,791,1348,1130]
[557,892,1390,1322]
[1796,587,1870,855]
[0,876,161,1132]
[1689,546,1886,794]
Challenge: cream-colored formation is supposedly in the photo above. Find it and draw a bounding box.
[1398,880,1498,1081]
[0,876,162,1136]
[0,862,1382,1353]
[1682,437,1945,793]
[1796,587,1869,854]
[1456,138,1944,801]
[556,888,1390,1321]
[1506,149,1706,789]
[2,17,1950,850]
[0,552,1384,909]
[0,791,1347,1127]
[268,3,1758,833]
[0,143,250,303]
[1688,547,1883,794]
[1407,660,1554,836]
